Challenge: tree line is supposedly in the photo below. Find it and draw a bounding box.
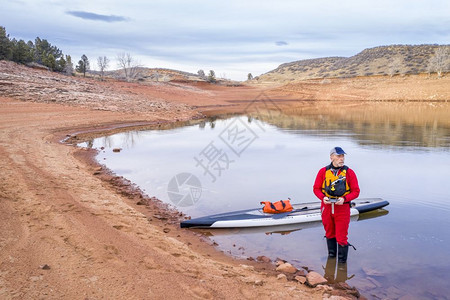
[0,26,73,74]
[5,24,446,82]
[0,26,142,81]
[1,26,230,83]
[75,53,142,81]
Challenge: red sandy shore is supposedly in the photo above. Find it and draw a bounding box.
[1,61,448,299]
[0,61,329,300]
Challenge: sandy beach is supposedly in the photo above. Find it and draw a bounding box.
[1,61,449,299]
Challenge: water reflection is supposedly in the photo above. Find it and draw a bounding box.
[81,102,450,151]
[195,209,388,237]
[252,102,450,149]
[79,102,450,299]
[196,209,388,287]
[324,257,355,283]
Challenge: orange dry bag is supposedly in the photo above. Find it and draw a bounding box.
[260,200,293,214]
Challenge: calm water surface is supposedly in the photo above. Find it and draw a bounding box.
[81,103,450,300]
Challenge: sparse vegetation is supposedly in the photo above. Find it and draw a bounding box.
[197,69,206,80]
[117,53,142,81]
[428,46,450,77]
[63,55,74,75]
[388,57,404,77]
[207,70,216,83]
[259,45,450,82]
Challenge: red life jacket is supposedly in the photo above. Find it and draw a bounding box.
[260,200,293,214]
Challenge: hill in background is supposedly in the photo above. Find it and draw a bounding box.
[256,45,450,83]
[100,67,200,82]
[91,67,242,86]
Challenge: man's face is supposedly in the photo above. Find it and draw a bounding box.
[330,154,345,168]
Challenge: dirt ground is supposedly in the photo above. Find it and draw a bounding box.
[0,97,332,299]
[0,61,448,299]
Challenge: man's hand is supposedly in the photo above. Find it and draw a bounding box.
[323,196,331,204]
[336,197,345,205]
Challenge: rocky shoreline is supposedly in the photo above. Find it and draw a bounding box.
[5,59,446,298]
[64,119,363,300]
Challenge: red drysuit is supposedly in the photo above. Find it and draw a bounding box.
[313,164,360,246]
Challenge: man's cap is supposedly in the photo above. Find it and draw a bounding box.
[330,147,346,155]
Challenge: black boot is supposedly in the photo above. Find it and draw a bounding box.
[338,244,349,263]
[326,238,337,258]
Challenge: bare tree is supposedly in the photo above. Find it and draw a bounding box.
[63,55,74,75]
[117,52,130,79]
[429,46,450,78]
[197,69,206,79]
[97,56,109,80]
[153,70,160,82]
[388,57,403,77]
[117,52,142,81]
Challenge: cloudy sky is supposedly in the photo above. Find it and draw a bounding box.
[1,0,449,80]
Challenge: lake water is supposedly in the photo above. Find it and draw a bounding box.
[80,102,450,299]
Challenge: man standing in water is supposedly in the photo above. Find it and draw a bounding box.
[313,147,360,263]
